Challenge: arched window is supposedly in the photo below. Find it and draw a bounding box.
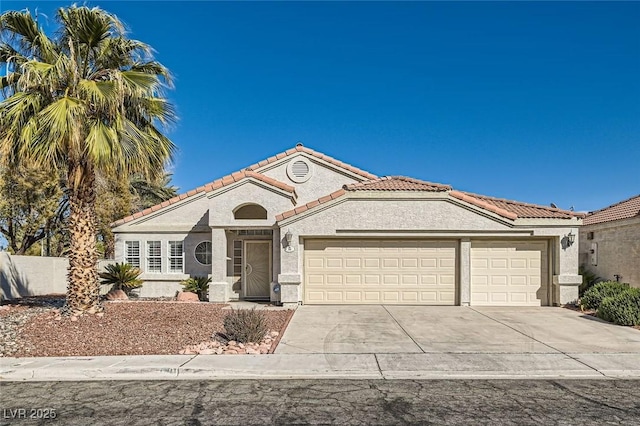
[234,204,267,220]
[194,241,212,265]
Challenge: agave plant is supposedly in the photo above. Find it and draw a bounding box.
[99,262,143,295]
[180,276,211,301]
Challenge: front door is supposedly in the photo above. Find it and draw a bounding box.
[243,240,271,299]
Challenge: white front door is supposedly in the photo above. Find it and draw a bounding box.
[243,240,272,298]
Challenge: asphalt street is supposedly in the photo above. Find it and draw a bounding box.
[1,379,639,425]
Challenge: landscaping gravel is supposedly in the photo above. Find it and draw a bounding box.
[0,297,293,357]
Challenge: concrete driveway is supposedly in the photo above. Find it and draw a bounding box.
[275,305,640,378]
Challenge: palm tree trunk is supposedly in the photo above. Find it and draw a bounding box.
[63,162,102,316]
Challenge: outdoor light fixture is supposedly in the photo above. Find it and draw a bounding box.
[284,229,294,252]
[566,231,575,247]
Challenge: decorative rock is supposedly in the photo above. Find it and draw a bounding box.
[106,290,128,301]
[70,316,78,322]
[178,329,281,356]
[177,292,200,302]
[54,316,62,321]
[96,312,104,318]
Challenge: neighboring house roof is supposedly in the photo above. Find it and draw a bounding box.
[112,170,296,227]
[276,177,579,222]
[583,194,640,226]
[247,143,378,180]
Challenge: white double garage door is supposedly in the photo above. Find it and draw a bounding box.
[304,239,548,306]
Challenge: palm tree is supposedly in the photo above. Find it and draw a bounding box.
[0,6,176,315]
[130,172,179,212]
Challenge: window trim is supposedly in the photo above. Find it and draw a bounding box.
[167,240,184,274]
[146,240,162,273]
[125,240,141,269]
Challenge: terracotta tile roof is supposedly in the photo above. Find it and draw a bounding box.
[451,191,579,220]
[276,183,582,223]
[111,170,295,226]
[346,176,451,192]
[275,188,346,221]
[583,194,640,225]
[247,143,378,180]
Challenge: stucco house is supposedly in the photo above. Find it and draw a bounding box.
[579,194,640,287]
[112,144,583,307]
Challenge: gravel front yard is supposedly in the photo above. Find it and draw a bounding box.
[0,296,293,357]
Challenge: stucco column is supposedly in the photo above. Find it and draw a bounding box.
[209,227,229,302]
[277,227,301,308]
[459,239,471,306]
[553,228,582,305]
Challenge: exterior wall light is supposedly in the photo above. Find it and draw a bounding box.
[566,231,575,246]
[284,229,294,252]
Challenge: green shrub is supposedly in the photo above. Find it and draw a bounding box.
[223,308,268,344]
[99,262,143,295]
[597,288,640,326]
[180,276,211,301]
[580,281,629,310]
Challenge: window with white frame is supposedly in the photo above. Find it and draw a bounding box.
[168,241,184,273]
[146,241,162,273]
[125,241,140,268]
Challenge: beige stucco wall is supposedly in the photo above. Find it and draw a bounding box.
[279,197,514,273]
[114,231,212,296]
[579,217,640,287]
[208,181,294,227]
[276,196,581,306]
[258,154,363,205]
[114,195,210,231]
[0,253,115,300]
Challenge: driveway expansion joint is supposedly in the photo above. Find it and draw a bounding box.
[382,305,425,354]
[469,307,607,378]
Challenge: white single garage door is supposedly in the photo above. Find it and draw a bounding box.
[471,240,548,306]
[304,239,457,304]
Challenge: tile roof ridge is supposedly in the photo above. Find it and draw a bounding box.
[586,193,640,216]
[344,175,452,191]
[387,175,452,189]
[458,190,579,216]
[246,144,378,180]
[449,190,519,220]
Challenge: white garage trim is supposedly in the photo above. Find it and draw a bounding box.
[471,240,549,306]
[303,239,457,305]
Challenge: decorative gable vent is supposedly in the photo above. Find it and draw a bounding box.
[286,158,312,183]
[292,160,309,178]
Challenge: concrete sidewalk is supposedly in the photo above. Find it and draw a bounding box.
[2,351,639,381]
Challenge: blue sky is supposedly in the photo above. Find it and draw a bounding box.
[3,1,639,213]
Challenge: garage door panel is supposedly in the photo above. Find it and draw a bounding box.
[304,239,456,305]
[471,240,548,307]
